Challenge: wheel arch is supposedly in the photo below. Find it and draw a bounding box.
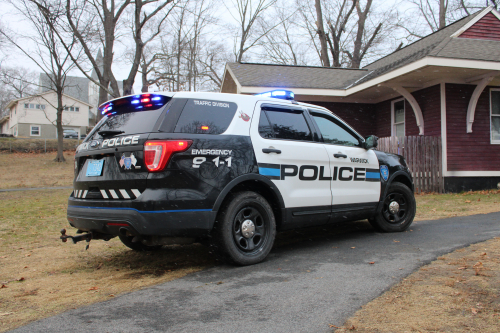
[212,174,286,230]
[378,171,414,212]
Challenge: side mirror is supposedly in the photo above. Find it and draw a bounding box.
[364,135,378,149]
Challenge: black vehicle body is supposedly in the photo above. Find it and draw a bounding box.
[67,91,414,264]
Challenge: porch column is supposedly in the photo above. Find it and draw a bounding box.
[466,74,496,133]
[384,84,424,135]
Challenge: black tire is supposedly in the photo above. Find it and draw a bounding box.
[212,191,276,266]
[118,235,163,251]
[369,182,416,232]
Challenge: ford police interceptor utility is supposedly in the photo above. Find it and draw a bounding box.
[63,90,416,265]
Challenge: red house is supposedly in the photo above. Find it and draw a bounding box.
[221,6,500,193]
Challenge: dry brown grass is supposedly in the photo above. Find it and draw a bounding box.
[0,152,75,189]
[415,190,500,221]
[0,190,214,332]
[334,237,500,333]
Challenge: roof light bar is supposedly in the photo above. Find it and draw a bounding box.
[255,90,295,100]
[99,93,167,115]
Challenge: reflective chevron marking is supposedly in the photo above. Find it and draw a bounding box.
[131,189,142,198]
[119,189,130,199]
[109,189,119,199]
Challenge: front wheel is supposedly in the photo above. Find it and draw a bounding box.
[213,191,276,266]
[369,182,416,232]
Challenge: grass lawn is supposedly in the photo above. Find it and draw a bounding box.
[0,152,75,189]
[1,152,500,332]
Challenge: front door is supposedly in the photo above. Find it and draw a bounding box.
[307,109,381,206]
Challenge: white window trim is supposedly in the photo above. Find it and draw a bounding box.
[491,88,500,144]
[391,98,405,137]
[30,125,41,136]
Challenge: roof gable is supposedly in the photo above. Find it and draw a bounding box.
[459,12,500,41]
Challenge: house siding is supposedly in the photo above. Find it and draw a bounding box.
[300,101,376,137]
[446,83,500,171]
[459,12,500,41]
[374,99,392,138]
[405,84,442,136]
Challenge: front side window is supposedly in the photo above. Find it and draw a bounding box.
[30,125,40,136]
[491,89,500,143]
[260,106,312,141]
[393,99,405,138]
[310,111,360,147]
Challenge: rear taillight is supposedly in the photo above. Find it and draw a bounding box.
[144,140,192,172]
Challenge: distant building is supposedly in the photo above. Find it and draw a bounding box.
[1,91,91,138]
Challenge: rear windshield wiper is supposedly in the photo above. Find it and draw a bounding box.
[98,130,125,137]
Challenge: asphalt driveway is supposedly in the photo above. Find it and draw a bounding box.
[11,212,500,333]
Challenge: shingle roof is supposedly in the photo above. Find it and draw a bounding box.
[227,63,368,89]
[357,10,484,85]
[227,7,500,91]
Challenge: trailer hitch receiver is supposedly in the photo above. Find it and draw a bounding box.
[60,229,92,249]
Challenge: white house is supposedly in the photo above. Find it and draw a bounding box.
[0,91,91,138]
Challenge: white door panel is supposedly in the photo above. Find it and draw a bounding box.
[324,146,380,205]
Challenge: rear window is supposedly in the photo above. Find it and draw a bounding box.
[174,99,238,134]
[89,99,171,139]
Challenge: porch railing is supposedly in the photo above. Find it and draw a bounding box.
[377,136,443,193]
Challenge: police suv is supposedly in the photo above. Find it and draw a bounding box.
[66,90,416,265]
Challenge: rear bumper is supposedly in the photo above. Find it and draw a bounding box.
[67,202,216,237]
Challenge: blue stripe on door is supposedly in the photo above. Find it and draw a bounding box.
[365,172,380,179]
[259,167,281,177]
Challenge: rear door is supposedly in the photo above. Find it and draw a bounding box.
[251,102,332,226]
[307,108,380,207]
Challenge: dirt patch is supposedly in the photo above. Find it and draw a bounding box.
[0,190,214,332]
[333,237,500,333]
[0,152,75,189]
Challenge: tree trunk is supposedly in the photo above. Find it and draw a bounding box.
[141,62,149,93]
[439,0,447,29]
[314,0,330,67]
[54,90,65,162]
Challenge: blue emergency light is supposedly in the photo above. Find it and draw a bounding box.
[255,90,295,100]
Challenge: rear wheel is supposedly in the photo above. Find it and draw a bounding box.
[369,182,416,232]
[118,235,163,251]
[213,191,276,265]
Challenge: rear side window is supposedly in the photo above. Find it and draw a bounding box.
[261,107,312,141]
[174,99,238,134]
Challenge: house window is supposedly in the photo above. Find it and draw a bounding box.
[24,103,29,108]
[392,99,405,137]
[491,89,500,143]
[30,125,41,136]
[75,107,79,112]
[41,104,45,110]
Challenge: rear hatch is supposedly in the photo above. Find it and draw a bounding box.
[73,94,172,200]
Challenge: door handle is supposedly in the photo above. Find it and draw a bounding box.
[334,153,347,158]
[262,148,281,154]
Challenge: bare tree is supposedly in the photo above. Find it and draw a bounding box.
[344,0,382,68]
[0,67,38,99]
[2,0,82,162]
[65,0,131,110]
[122,0,176,95]
[314,0,330,66]
[227,0,279,62]
[404,0,484,37]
